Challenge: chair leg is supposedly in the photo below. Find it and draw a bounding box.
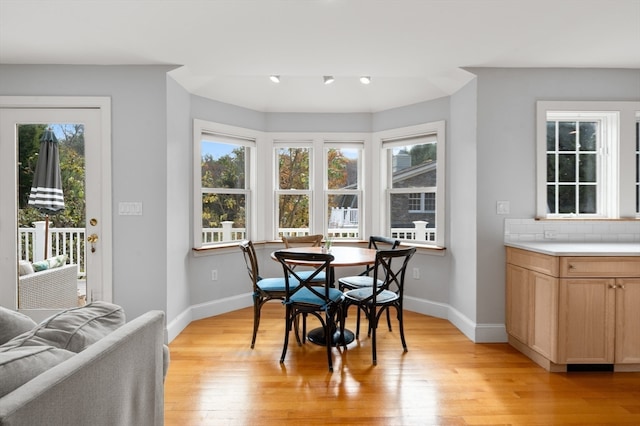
[396,306,408,352]
[386,309,392,332]
[280,306,292,364]
[302,313,308,344]
[251,297,261,349]
[370,307,378,365]
[324,312,334,372]
[339,305,347,351]
[293,315,302,346]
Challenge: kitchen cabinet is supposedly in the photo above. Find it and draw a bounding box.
[506,246,640,372]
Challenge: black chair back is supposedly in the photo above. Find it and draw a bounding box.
[273,251,334,303]
[239,240,259,290]
[370,247,416,303]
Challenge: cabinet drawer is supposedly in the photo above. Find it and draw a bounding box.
[507,247,558,276]
[560,257,640,278]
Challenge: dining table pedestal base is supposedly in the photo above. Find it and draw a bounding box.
[307,327,355,347]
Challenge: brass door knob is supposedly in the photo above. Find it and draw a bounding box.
[87,234,99,252]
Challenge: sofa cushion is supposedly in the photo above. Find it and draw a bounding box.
[47,254,68,269]
[0,345,74,398]
[31,259,49,272]
[0,306,37,346]
[18,260,34,276]
[1,301,126,353]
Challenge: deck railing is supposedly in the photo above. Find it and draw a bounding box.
[19,221,434,269]
[19,222,86,278]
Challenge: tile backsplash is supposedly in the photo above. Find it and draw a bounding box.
[504,218,640,242]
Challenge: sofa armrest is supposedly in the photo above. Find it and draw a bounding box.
[18,264,78,309]
[0,310,166,426]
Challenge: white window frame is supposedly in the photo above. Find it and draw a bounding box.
[193,119,258,248]
[374,121,446,248]
[273,140,314,238]
[536,101,640,219]
[324,141,364,240]
[270,132,369,240]
[636,113,640,215]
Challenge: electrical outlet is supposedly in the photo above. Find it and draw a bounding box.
[211,270,218,281]
[544,230,557,239]
[413,268,420,280]
[496,201,510,215]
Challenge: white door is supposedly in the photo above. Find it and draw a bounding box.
[0,97,112,322]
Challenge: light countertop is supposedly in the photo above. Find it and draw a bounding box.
[504,241,640,256]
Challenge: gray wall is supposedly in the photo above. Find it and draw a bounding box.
[166,76,192,325]
[2,64,638,342]
[469,67,640,327]
[0,64,175,320]
[448,78,478,328]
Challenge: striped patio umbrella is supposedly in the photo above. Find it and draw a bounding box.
[28,129,65,258]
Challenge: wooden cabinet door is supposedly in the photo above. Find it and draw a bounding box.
[558,279,616,364]
[530,271,558,362]
[615,279,640,364]
[506,264,531,344]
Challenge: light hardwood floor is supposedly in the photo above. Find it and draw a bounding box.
[165,304,640,425]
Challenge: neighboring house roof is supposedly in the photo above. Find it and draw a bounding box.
[392,160,436,184]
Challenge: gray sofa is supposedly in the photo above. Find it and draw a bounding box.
[0,304,167,426]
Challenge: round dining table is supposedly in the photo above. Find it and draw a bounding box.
[271,245,377,346]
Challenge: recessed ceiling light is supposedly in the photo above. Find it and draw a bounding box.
[359,76,371,84]
[270,75,280,83]
[323,76,335,85]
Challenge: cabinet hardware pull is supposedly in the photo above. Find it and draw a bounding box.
[568,264,576,270]
[618,284,625,290]
[609,284,617,289]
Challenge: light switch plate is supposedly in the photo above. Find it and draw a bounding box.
[118,202,143,216]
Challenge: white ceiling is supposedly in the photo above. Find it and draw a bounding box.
[1,0,639,113]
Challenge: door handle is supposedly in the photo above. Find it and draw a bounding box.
[87,234,99,253]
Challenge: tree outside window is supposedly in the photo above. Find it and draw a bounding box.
[200,140,249,244]
[276,147,310,236]
[326,147,360,239]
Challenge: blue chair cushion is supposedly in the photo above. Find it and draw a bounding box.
[339,275,384,288]
[257,277,299,292]
[290,286,344,306]
[293,270,327,282]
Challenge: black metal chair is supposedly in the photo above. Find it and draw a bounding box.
[274,250,345,372]
[338,236,400,335]
[341,247,416,365]
[240,240,301,349]
[281,234,327,283]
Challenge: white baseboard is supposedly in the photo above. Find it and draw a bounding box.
[168,294,507,344]
[404,296,507,343]
[167,293,252,342]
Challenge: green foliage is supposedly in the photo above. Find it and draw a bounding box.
[277,148,310,229]
[18,124,86,228]
[201,147,246,228]
[17,124,46,208]
[409,143,437,165]
[327,148,349,189]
